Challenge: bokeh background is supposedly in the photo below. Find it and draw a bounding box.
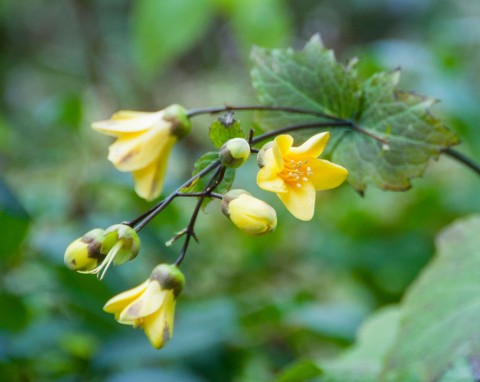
[2,0,480,381]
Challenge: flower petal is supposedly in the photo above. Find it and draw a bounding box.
[131,139,175,201]
[290,132,330,158]
[277,181,316,221]
[108,127,174,172]
[308,159,348,191]
[103,280,149,319]
[257,163,288,193]
[273,135,293,171]
[92,112,162,136]
[119,281,167,323]
[143,292,176,349]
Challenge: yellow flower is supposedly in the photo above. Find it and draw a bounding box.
[92,104,191,201]
[221,189,277,235]
[103,264,185,349]
[257,132,348,221]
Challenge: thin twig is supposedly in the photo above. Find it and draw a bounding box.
[443,148,480,176]
[186,104,341,121]
[130,160,222,231]
[174,166,225,266]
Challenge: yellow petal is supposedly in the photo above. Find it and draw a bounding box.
[143,292,176,349]
[108,127,174,172]
[131,139,175,201]
[290,132,330,158]
[308,159,348,191]
[257,163,288,193]
[119,281,167,323]
[103,280,149,318]
[273,135,293,171]
[111,110,153,121]
[277,182,316,221]
[229,194,277,235]
[92,112,161,136]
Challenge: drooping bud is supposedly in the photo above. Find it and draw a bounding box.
[163,104,192,140]
[256,141,274,168]
[221,189,277,235]
[102,224,140,265]
[219,138,251,168]
[64,228,106,271]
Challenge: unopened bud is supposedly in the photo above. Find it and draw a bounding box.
[256,141,274,168]
[221,190,277,235]
[64,228,106,271]
[102,224,140,265]
[219,138,250,168]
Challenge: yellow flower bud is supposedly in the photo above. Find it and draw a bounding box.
[79,224,140,279]
[103,264,184,349]
[64,228,106,271]
[219,138,251,168]
[221,190,277,235]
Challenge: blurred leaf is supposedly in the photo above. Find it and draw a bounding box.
[0,292,29,332]
[251,35,459,192]
[278,359,324,382]
[209,117,244,148]
[0,180,30,263]
[286,302,368,341]
[132,0,214,76]
[228,0,291,54]
[383,215,480,381]
[320,306,400,382]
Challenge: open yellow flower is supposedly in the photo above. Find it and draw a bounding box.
[92,104,191,201]
[103,264,184,349]
[257,132,348,221]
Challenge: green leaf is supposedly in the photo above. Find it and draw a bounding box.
[0,180,30,263]
[250,35,459,192]
[209,116,244,148]
[0,292,29,331]
[228,0,291,55]
[132,0,214,76]
[182,152,235,209]
[278,360,324,382]
[182,152,220,194]
[319,306,400,382]
[382,215,480,381]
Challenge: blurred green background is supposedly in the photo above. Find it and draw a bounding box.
[1,0,480,381]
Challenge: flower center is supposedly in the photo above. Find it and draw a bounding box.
[280,157,313,188]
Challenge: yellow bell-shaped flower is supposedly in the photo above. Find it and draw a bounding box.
[103,264,185,349]
[92,104,191,201]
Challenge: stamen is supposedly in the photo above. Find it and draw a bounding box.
[303,177,308,181]
[296,183,302,188]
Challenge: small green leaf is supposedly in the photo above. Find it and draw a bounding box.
[382,215,480,381]
[131,0,214,76]
[209,116,244,148]
[182,152,220,194]
[278,360,324,382]
[250,35,459,192]
[182,152,235,209]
